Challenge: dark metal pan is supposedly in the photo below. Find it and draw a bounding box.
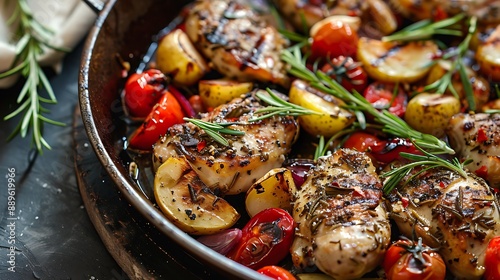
[78,0,265,278]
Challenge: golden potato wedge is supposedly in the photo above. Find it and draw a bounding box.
[426,60,490,110]
[404,93,461,138]
[358,38,438,83]
[198,79,253,109]
[154,157,239,235]
[245,168,295,218]
[156,29,209,86]
[476,25,500,82]
[289,80,355,138]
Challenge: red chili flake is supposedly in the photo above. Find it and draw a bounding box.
[476,165,488,179]
[439,181,446,189]
[477,128,488,143]
[197,140,206,152]
[401,197,409,208]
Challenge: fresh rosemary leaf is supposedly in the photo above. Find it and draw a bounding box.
[250,89,319,121]
[1,0,68,152]
[382,13,464,42]
[458,59,476,111]
[184,118,244,147]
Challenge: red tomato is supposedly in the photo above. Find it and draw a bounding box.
[128,91,185,150]
[363,82,408,118]
[321,56,368,93]
[257,266,296,280]
[343,132,421,165]
[310,18,358,59]
[123,69,167,118]
[485,236,500,280]
[383,238,446,280]
[228,208,295,270]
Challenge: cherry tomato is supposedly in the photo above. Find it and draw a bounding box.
[257,266,296,280]
[485,236,500,280]
[228,208,295,270]
[128,90,185,150]
[311,18,358,59]
[383,237,446,280]
[343,132,421,165]
[363,82,408,118]
[123,69,167,118]
[321,56,368,93]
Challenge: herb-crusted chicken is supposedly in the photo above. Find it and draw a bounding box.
[185,0,290,87]
[291,149,391,279]
[446,113,500,189]
[386,168,500,279]
[152,90,299,195]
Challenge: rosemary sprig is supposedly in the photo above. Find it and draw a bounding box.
[1,0,66,152]
[381,143,471,194]
[185,89,317,145]
[184,118,245,147]
[382,13,464,42]
[389,15,478,111]
[281,47,455,155]
[250,88,320,122]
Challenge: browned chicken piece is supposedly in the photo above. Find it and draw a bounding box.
[185,0,290,87]
[273,0,397,34]
[446,113,500,188]
[291,149,391,279]
[152,90,299,195]
[386,168,500,279]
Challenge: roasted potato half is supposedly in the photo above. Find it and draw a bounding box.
[154,157,240,235]
[289,80,355,138]
[476,25,500,82]
[156,29,209,86]
[245,168,295,218]
[198,79,253,109]
[404,93,461,138]
[358,38,438,83]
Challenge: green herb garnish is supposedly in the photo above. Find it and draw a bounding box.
[183,118,245,147]
[1,0,67,152]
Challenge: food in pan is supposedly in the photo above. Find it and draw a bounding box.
[120,0,500,279]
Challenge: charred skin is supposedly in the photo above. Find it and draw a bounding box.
[446,113,500,188]
[153,91,299,195]
[185,0,290,88]
[386,168,500,280]
[272,0,397,35]
[291,149,391,279]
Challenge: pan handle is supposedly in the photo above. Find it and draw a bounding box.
[83,0,105,13]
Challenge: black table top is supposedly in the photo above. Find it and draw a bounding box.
[0,42,127,279]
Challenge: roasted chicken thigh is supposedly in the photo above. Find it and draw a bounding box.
[153,90,299,195]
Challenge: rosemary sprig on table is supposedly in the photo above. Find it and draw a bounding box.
[1,0,66,152]
[281,47,455,155]
[183,118,245,147]
[384,14,477,111]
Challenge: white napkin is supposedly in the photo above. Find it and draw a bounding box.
[0,0,99,88]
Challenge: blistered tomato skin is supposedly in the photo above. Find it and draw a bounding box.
[128,91,186,150]
[257,266,296,280]
[383,238,446,280]
[310,19,358,59]
[123,69,167,118]
[321,56,368,93]
[343,132,421,165]
[228,208,295,270]
[363,82,407,118]
[485,236,500,280]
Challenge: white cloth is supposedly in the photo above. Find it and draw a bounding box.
[0,0,98,88]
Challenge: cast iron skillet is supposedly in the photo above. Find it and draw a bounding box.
[78,0,266,278]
